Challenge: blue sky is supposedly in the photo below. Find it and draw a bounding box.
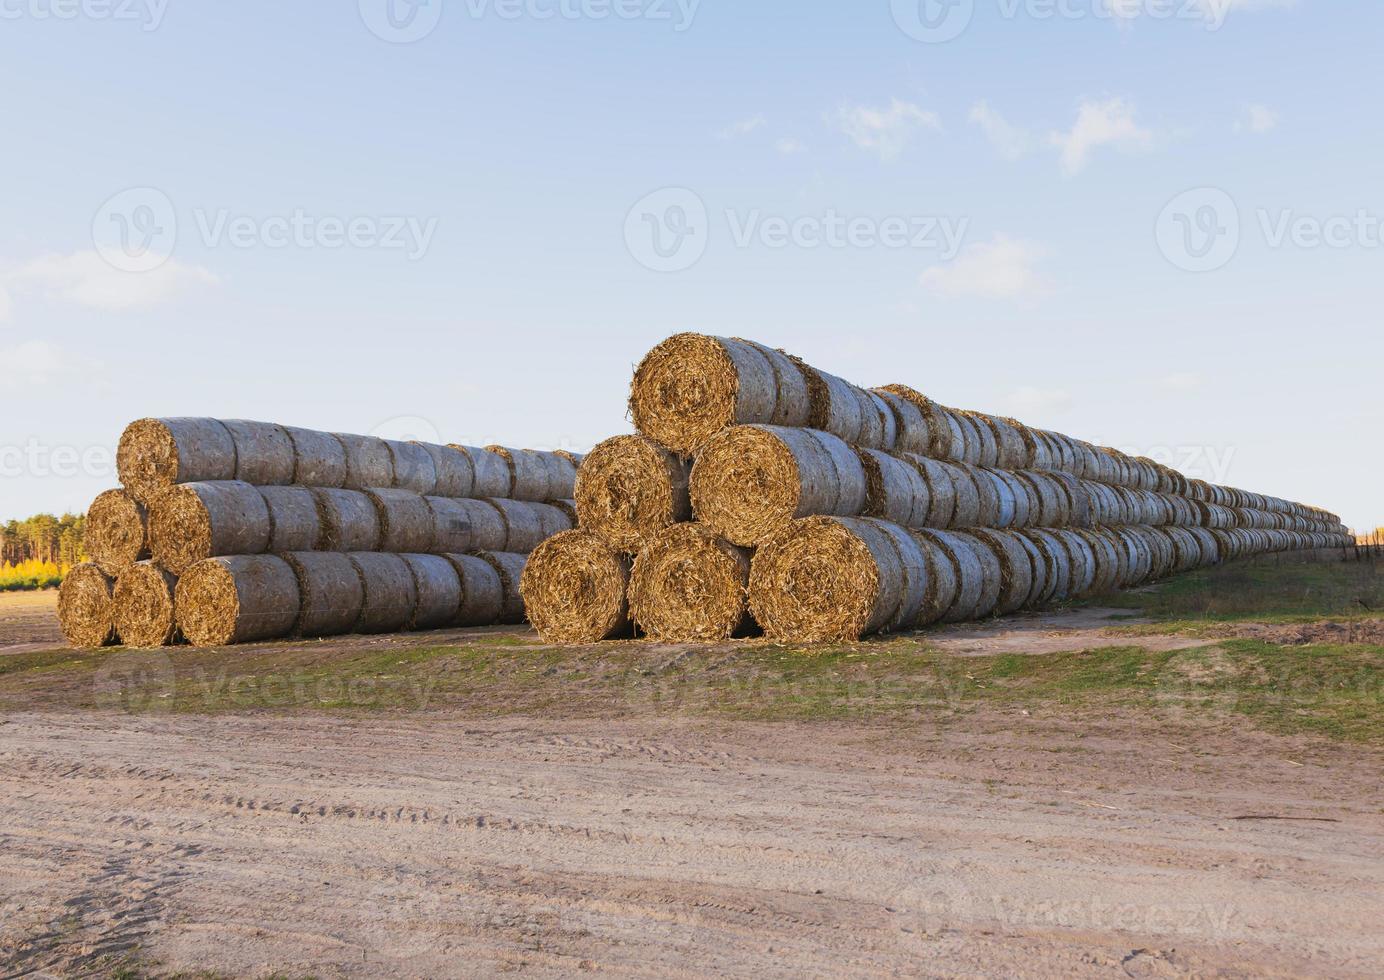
[1,0,1378,530]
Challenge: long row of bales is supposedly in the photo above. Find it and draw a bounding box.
[58,336,1351,651]
[58,419,580,648]
[518,334,1350,644]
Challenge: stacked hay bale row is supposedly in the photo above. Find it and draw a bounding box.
[59,417,579,649]
[520,334,1349,645]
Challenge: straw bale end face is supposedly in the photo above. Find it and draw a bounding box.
[117,417,237,502]
[86,489,149,576]
[58,563,117,648]
[520,530,632,643]
[748,517,882,643]
[628,523,752,642]
[629,333,744,454]
[175,555,300,647]
[575,435,691,552]
[112,562,180,648]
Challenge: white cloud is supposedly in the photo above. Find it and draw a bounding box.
[830,99,940,162]
[775,137,807,155]
[1235,104,1279,134]
[1002,386,1073,418]
[968,101,1034,161]
[717,115,766,140]
[920,234,1049,299]
[1048,98,1153,175]
[7,250,219,312]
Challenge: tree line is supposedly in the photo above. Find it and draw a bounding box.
[1,513,86,568]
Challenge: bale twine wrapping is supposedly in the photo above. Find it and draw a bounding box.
[221,419,295,486]
[1022,530,1075,603]
[978,469,1018,528]
[334,433,395,489]
[386,440,438,495]
[969,529,1035,616]
[792,357,892,449]
[366,489,436,554]
[1073,529,1122,598]
[521,530,632,642]
[348,552,419,634]
[57,563,117,648]
[877,385,963,461]
[958,412,1000,467]
[454,446,514,498]
[871,388,930,455]
[908,528,987,624]
[935,462,982,528]
[442,553,508,626]
[310,488,382,553]
[1050,473,1089,528]
[86,489,149,575]
[1011,531,1052,607]
[401,554,464,630]
[629,333,813,454]
[283,552,364,638]
[486,446,555,501]
[1052,530,1097,599]
[574,435,692,551]
[430,497,505,552]
[628,523,753,641]
[258,485,323,553]
[284,425,349,488]
[175,555,300,647]
[749,516,924,642]
[902,528,960,627]
[689,425,867,547]
[150,481,273,575]
[112,561,180,648]
[117,418,236,502]
[486,498,567,553]
[909,455,958,528]
[477,549,532,624]
[417,443,475,498]
[859,449,930,528]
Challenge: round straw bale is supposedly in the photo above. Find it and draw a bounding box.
[859,449,930,528]
[908,455,958,529]
[1012,531,1052,607]
[283,551,364,638]
[628,523,754,641]
[150,481,273,575]
[1112,529,1154,588]
[749,516,923,642]
[956,463,1000,527]
[946,411,984,466]
[1052,530,1096,598]
[912,528,990,623]
[284,425,348,488]
[334,432,395,489]
[1011,421,1048,470]
[417,443,475,498]
[401,554,463,630]
[112,561,180,648]
[86,488,149,575]
[175,555,300,647]
[485,498,543,553]
[478,550,529,624]
[1049,473,1089,528]
[1158,526,1201,575]
[628,333,812,454]
[117,418,236,502]
[948,531,1003,618]
[969,529,1035,615]
[1072,441,1103,481]
[689,425,867,547]
[999,470,1037,529]
[933,460,981,528]
[1184,527,1221,566]
[549,499,579,524]
[221,420,295,486]
[439,553,506,626]
[58,563,116,648]
[428,497,503,552]
[877,386,962,461]
[980,415,1028,469]
[1015,472,1063,527]
[521,530,629,642]
[348,552,419,634]
[452,446,513,498]
[574,435,692,551]
[486,446,553,501]
[792,358,889,449]
[902,528,960,626]
[310,488,381,553]
[1073,529,1122,598]
[385,439,438,495]
[1135,526,1177,580]
[978,468,1018,528]
[1022,530,1075,603]
[366,488,436,554]
[871,388,930,455]
[540,452,580,501]
[258,486,323,553]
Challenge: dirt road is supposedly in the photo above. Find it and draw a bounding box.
[3,709,1382,977]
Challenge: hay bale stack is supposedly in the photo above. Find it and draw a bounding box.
[311,488,382,552]
[1073,529,1122,598]
[792,356,895,449]
[112,562,180,648]
[334,432,395,489]
[443,554,509,626]
[871,388,931,455]
[969,529,1035,615]
[629,333,812,454]
[283,552,365,638]
[386,440,439,495]
[690,425,866,547]
[628,523,753,641]
[117,418,238,502]
[428,497,500,552]
[221,419,296,486]
[150,481,273,574]
[859,449,931,528]
[175,555,300,647]
[57,563,117,648]
[574,435,692,551]
[348,552,419,634]
[401,554,464,630]
[475,551,528,623]
[521,530,632,642]
[417,443,475,498]
[284,425,349,488]
[1022,530,1075,603]
[935,461,982,528]
[259,485,323,552]
[910,455,958,528]
[453,445,514,498]
[367,488,437,554]
[486,446,573,501]
[876,385,965,461]
[488,498,574,553]
[86,489,149,575]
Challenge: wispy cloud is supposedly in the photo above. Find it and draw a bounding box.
[7,250,220,312]
[717,115,766,140]
[830,99,940,161]
[920,234,1049,299]
[775,137,807,155]
[1235,104,1279,134]
[969,101,1034,160]
[0,340,102,387]
[1048,98,1153,175]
